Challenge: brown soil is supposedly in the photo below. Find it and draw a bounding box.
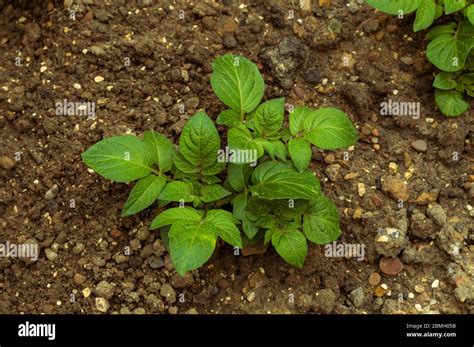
[0,0,473,314]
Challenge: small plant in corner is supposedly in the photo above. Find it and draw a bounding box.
[367,0,474,117]
[81,54,358,276]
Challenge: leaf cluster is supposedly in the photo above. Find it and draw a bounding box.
[367,0,473,116]
[82,54,358,275]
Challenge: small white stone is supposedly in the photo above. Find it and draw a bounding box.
[73,83,81,90]
[40,66,47,73]
[94,75,105,83]
[381,283,388,290]
[431,279,439,288]
[425,117,434,124]
[408,292,414,299]
[415,303,422,311]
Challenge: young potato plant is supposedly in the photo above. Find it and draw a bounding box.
[82,54,358,276]
[367,0,474,116]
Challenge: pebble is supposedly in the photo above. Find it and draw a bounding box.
[148,256,164,269]
[388,162,398,175]
[353,208,363,220]
[431,279,440,288]
[73,83,81,90]
[408,292,415,299]
[381,176,409,201]
[171,273,194,288]
[344,172,358,180]
[324,153,335,164]
[348,2,359,13]
[368,272,381,286]
[379,257,403,276]
[95,281,115,299]
[374,286,386,297]
[82,287,91,298]
[414,284,425,293]
[90,45,106,56]
[40,66,47,73]
[426,204,447,226]
[403,152,412,168]
[361,123,372,136]
[95,297,110,313]
[73,243,85,254]
[94,75,104,83]
[73,273,87,285]
[357,183,366,197]
[411,140,427,152]
[0,155,16,170]
[400,56,414,65]
[313,288,336,313]
[325,164,341,182]
[45,248,58,261]
[349,287,365,307]
[160,284,176,304]
[45,184,59,200]
[246,291,256,302]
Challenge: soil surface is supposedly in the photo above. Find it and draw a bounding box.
[0,0,473,314]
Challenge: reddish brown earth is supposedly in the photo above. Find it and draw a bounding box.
[0,0,473,314]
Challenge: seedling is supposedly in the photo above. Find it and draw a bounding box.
[367,0,473,116]
[82,54,358,275]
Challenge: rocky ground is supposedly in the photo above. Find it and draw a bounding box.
[0,0,473,314]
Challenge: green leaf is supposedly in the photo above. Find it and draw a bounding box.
[121,174,166,217]
[467,5,474,25]
[228,163,252,192]
[174,152,199,174]
[445,0,466,14]
[169,221,217,276]
[433,72,459,90]
[426,21,474,72]
[434,4,444,19]
[201,161,226,176]
[288,138,312,172]
[253,98,285,137]
[200,184,232,203]
[459,72,474,84]
[227,128,263,163]
[426,23,457,40]
[82,135,153,183]
[158,181,195,202]
[210,54,265,115]
[206,209,242,248]
[150,206,203,229]
[250,161,321,200]
[289,106,313,136]
[232,193,259,239]
[434,89,469,116]
[303,195,341,244]
[366,0,420,15]
[255,139,287,161]
[271,227,307,268]
[264,228,273,245]
[414,0,436,32]
[303,108,358,150]
[143,130,174,173]
[179,111,221,168]
[216,109,246,129]
[201,175,221,184]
